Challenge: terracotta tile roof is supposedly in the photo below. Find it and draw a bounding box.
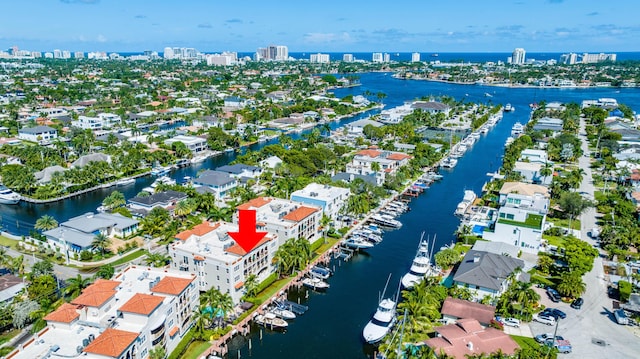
[225,236,272,256]
[150,276,194,296]
[282,206,318,222]
[176,222,220,241]
[44,303,80,323]
[387,153,411,160]
[71,279,120,307]
[632,192,640,202]
[356,149,381,158]
[119,293,165,316]
[441,297,496,325]
[83,328,138,358]
[237,197,272,210]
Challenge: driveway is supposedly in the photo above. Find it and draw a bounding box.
[530,119,640,358]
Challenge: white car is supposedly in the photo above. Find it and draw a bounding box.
[502,317,520,328]
[534,314,556,326]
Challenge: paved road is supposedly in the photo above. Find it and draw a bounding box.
[3,245,84,280]
[527,119,640,358]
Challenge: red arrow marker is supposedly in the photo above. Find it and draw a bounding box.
[228,210,268,253]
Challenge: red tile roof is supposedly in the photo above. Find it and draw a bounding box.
[150,276,194,296]
[83,328,138,358]
[44,303,80,323]
[119,293,165,316]
[441,297,496,325]
[237,197,272,210]
[71,279,120,307]
[387,153,411,160]
[282,206,318,222]
[225,236,272,256]
[176,222,220,241]
[356,149,381,158]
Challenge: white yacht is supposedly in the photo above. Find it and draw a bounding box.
[440,157,458,169]
[369,214,402,229]
[511,122,524,137]
[254,312,288,329]
[0,185,20,205]
[401,233,434,289]
[344,236,375,250]
[363,276,400,344]
[302,277,330,291]
[504,103,513,112]
[269,306,296,320]
[116,178,135,186]
[454,190,477,217]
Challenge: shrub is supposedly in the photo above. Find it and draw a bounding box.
[619,280,632,302]
[79,250,93,261]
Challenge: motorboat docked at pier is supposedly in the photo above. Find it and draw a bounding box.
[150,166,172,176]
[268,306,296,320]
[115,178,135,186]
[454,190,477,217]
[0,185,21,204]
[511,122,524,137]
[343,236,375,250]
[363,275,400,344]
[440,157,458,169]
[369,214,402,229]
[310,265,333,280]
[401,233,436,289]
[504,103,513,112]
[254,312,288,329]
[302,276,330,291]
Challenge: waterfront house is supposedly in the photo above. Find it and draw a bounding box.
[518,149,549,164]
[216,163,263,180]
[235,197,322,245]
[290,183,351,220]
[164,135,209,154]
[34,165,67,184]
[532,117,563,132]
[170,221,278,304]
[128,190,188,216]
[18,125,57,145]
[411,101,451,116]
[259,155,283,169]
[43,212,139,252]
[424,318,519,359]
[482,182,549,254]
[71,153,112,168]
[0,274,25,303]
[8,267,198,359]
[345,147,412,186]
[513,161,552,185]
[346,119,384,137]
[440,298,496,326]
[193,170,237,200]
[452,250,525,300]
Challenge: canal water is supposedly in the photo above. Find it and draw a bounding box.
[1,72,638,357]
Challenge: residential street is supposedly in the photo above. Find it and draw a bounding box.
[534,118,640,358]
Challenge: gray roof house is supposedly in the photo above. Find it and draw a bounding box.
[43,212,139,252]
[193,170,238,199]
[532,117,563,132]
[71,153,111,168]
[128,190,188,216]
[0,274,25,303]
[216,164,263,179]
[453,250,525,300]
[34,165,67,184]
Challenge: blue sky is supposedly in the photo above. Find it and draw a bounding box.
[2,0,638,53]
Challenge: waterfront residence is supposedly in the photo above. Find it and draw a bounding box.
[452,250,525,301]
[513,161,552,185]
[259,155,283,169]
[164,135,208,154]
[532,117,564,132]
[71,113,121,130]
[331,172,379,186]
[290,182,351,220]
[379,103,413,124]
[216,163,263,181]
[518,149,549,164]
[346,118,384,137]
[606,120,640,142]
[170,221,278,304]
[128,190,188,217]
[7,266,198,359]
[235,197,322,245]
[345,147,412,186]
[43,212,139,252]
[34,165,67,184]
[482,182,550,253]
[424,318,519,359]
[0,274,25,303]
[223,96,248,108]
[440,297,496,326]
[17,125,57,144]
[193,170,238,200]
[71,153,112,168]
[411,101,451,116]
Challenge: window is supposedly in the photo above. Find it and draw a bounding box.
[166,307,173,315]
[506,214,514,220]
[168,319,174,327]
[139,335,146,343]
[183,256,188,264]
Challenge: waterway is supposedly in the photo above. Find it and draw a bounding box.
[1,72,639,357]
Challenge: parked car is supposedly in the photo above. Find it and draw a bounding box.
[501,317,520,328]
[614,309,629,325]
[533,313,557,326]
[542,308,566,319]
[546,287,562,302]
[535,333,565,343]
[545,339,573,354]
[570,298,584,309]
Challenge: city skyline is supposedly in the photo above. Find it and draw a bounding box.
[1,0,639,53]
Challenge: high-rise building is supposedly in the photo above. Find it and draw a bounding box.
[560,52,578,65]
[580,52,616,64]
[372,52,383,63]
[343,53,354,62]
[310,53,330,63]
[53,49,63,58]
[62,50,71,59]
[383,53,391,62]
[511,48,526,65]
[411,52,421,62]
[163,47,174,59]
[256,45,288,61]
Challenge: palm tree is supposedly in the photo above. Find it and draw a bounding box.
[192,305,211,341]
[65,274,93,299]
[35,215,58,231]
[91,233,112,256]
[9,255,25,277]
[149,347,167,359]
[243,274,259,298]
[174,198,196,218]
[94,264,115,279]
[540,162,553,184]
[144,252,170,267]
[557,271,586,299]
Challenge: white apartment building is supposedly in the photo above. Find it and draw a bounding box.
[343,54,354,62]
[290,183,351,220]
[345,148,412,186]
[164,135,208,154]
[372,52,383,63]
[8,266,198,359]
[482,182,550,254]
[310,53,330,63]
[511,48,526,65]
[171,221,278,304]
[32,107,69,118]
[411,52,421,62]
[236,197,322,245]
[206,53,237,66]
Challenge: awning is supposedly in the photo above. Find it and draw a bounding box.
[234,281,244,290]
[193,255,205,261]
[169,326,179,337]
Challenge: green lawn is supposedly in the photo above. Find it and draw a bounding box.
[546,217,581,230]
[511,334,539,350]
[543,235,565,248]
[0,236,19,249]
[0,329,21,345]
[498,213,543,230]
[181,340,211,359]
[79,248,145,269]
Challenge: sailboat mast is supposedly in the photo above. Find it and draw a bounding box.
[380,273,392,302]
